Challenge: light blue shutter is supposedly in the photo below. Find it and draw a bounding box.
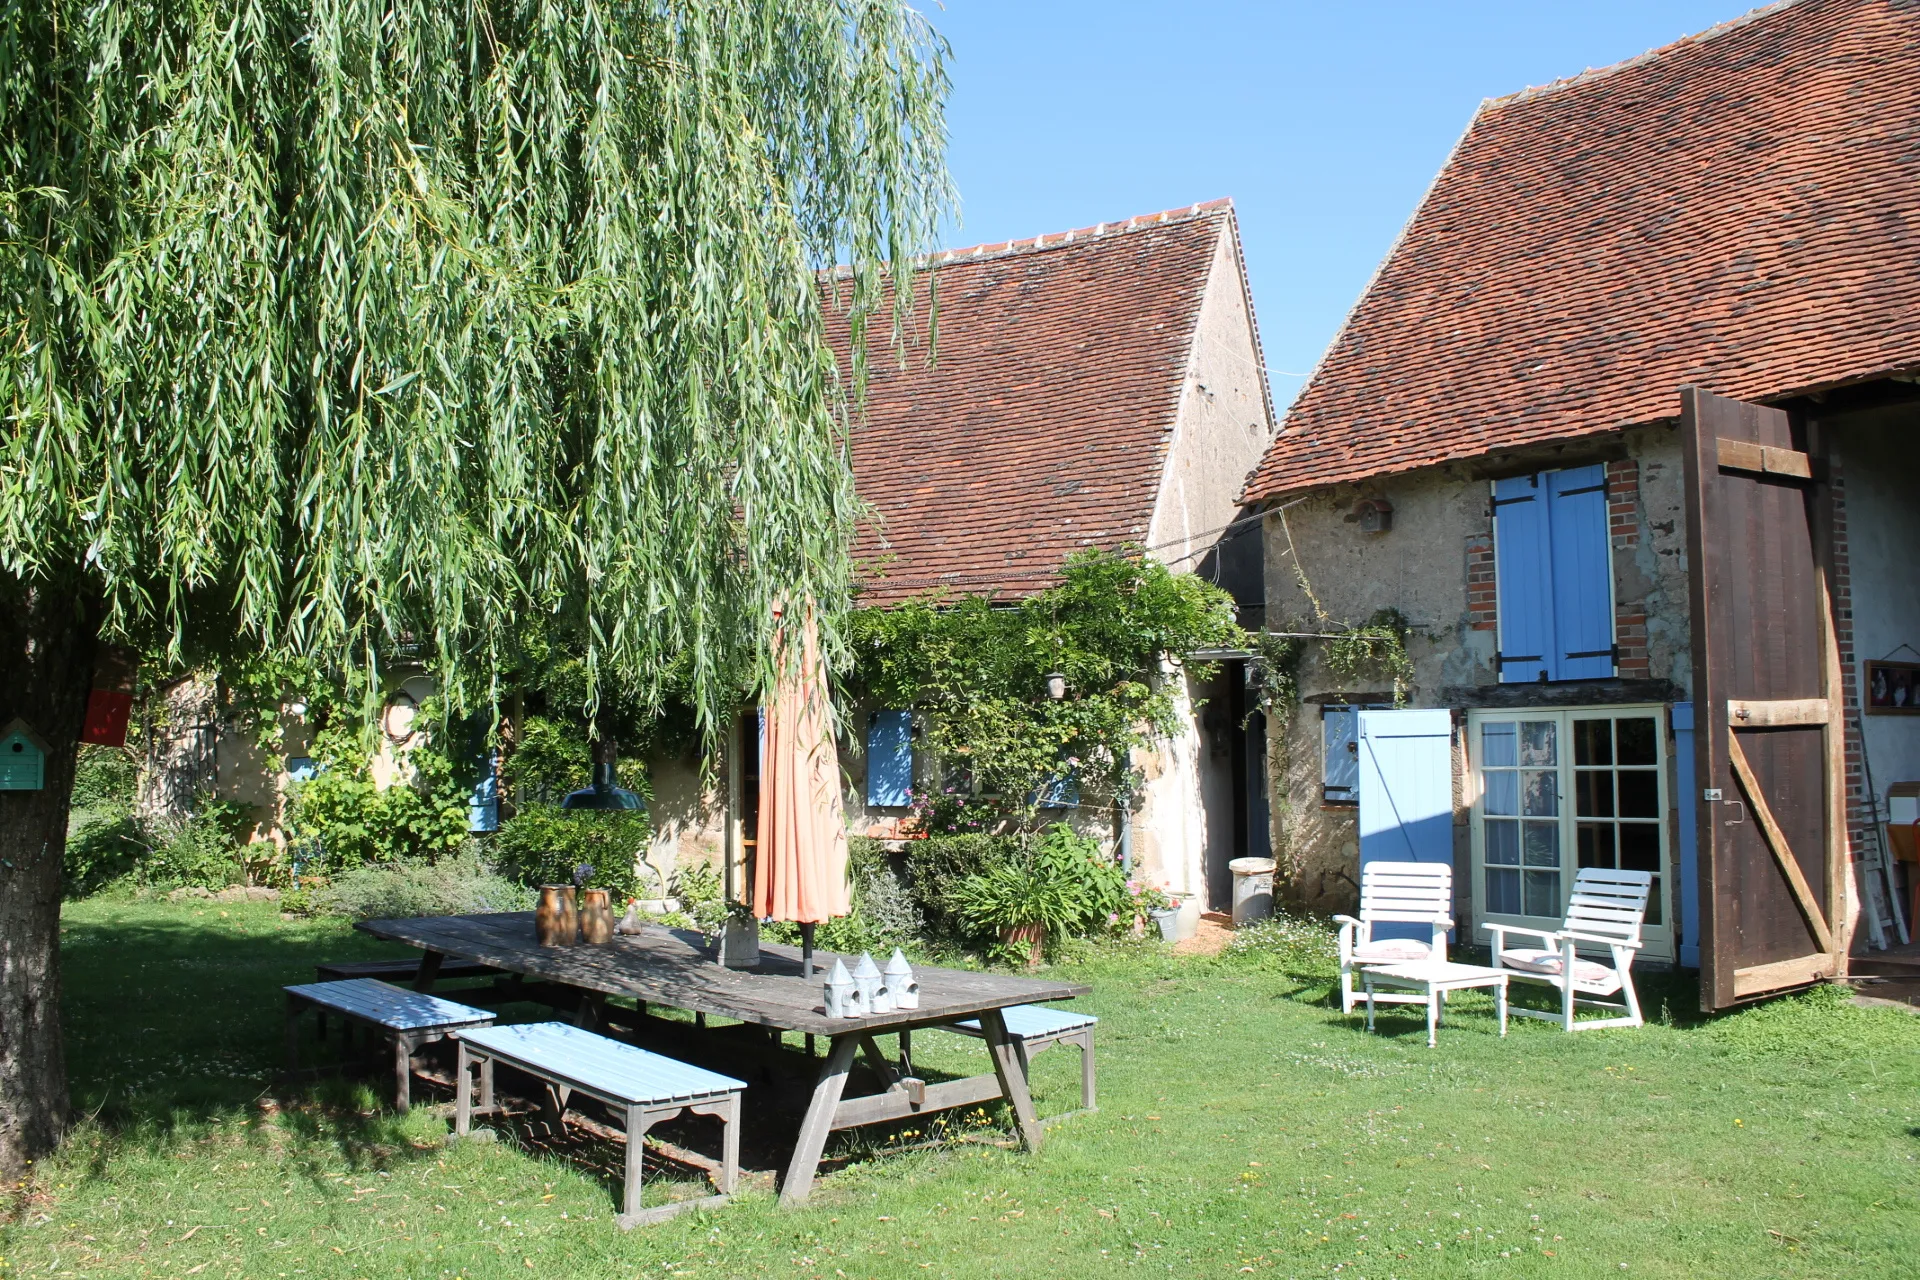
[1036,768,1080,809]
[1321,706,1359,803]
[1493,475,1553,683]
[1357,708,1456,942]
[866,711,913,807]
[1547,464,1614,680]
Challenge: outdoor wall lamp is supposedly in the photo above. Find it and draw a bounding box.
[1045,672,1068,700]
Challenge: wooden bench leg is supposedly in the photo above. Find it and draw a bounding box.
[455,1041,473,1136]
[720,1094,740,1196]
[393,1034,412,1113]
[480,1054,494,1113]
[623,1104,648,1220]
[1077,1028,1097,1111]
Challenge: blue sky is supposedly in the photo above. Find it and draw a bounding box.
[926,0,1751,404]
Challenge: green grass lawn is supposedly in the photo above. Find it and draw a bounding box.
[4,898,1918,1279]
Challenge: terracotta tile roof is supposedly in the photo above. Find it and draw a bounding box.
[1244,0,1920,501]
[826,201,1238,604]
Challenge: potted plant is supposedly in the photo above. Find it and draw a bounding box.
[953,860,1077,968]
[718,900,761,969]
[1133,882,1182,941]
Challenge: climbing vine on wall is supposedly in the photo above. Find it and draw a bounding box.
[848,548,1244,822]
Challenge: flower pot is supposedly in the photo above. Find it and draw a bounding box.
[1001,923,1046,968]
[719,916,761,969]
[579,887,614,945]
[536,884,579,946]
[1149,906,1181,942]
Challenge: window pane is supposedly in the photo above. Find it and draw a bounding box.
[1520,720,1557,767]
[1574,718,1612,766]
[1523,820,1561,867]
[1481,721,1517,768]
[1578,822,1617,869]
[1619,822,1661,873]
[1618,769,1659,818]
[1524,870,1562,918]
[1523,769,1559,817]
[1486,818,1520,865]
[1485,771,1519,816]
[1487,867,1521,915]
[1575,771,1614,817]
[1616,716,1658,766]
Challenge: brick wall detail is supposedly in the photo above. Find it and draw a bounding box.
[1829,462,1874,928]
[1466,534,1496,632]
[1608,458,1651,678]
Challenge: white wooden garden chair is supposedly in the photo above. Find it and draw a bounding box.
[1483,868,1653,1031]
[1334,861,1453,1015]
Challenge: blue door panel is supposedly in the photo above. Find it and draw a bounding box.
[1358,708,1456,942]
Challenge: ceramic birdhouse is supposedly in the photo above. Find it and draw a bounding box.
[0,719,48,792]
[823,958,856,1019]
[885,948,919,1010]
[852,952,884,1015]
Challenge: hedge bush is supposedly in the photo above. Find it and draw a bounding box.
[489,804,652,903]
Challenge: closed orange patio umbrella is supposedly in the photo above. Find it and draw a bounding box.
[753,605,850,976]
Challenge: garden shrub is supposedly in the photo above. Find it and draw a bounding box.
[285,727,470,870]
[904,832,1023,940]
[62,816,146,898]
[763,839,924,955]
[489,804,651,903]
[950,824,1131,961]
[308,847,530,920]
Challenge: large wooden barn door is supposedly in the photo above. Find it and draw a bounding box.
[1681,388,1849,1010]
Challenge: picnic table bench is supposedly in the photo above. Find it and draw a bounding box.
[283,978,495,1110]
[358,912,1090,1205]
[454,1022,746,1228]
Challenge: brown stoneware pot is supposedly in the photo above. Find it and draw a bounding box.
[579,887,614,945]
[536,885,579,946]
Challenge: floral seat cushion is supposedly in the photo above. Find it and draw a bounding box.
[1351,938,1432,963]
[1498,948,1623,992]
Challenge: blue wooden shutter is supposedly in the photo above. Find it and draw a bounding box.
[1546,464,1614,680]
[1321,706,1359,803]
[866,710,913,807]
[1672,702,1700,969]
[1493,475,1553,683]
[1035,767,1080,809]
[1357,708,1456,941]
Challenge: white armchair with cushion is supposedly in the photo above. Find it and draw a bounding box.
[1484,867,1653,1031]
[1334,861,1454,1015]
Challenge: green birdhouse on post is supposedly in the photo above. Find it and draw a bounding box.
[0,719,50,791]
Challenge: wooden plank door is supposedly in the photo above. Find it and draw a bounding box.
[1358,709,1456,943]
[1680,387,1849,1009]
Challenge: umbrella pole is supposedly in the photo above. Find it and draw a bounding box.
[800,921,816,980]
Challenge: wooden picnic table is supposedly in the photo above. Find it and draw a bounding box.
[356,912,1090,1204]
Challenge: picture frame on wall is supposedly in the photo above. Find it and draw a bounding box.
[1865,659,1920,714]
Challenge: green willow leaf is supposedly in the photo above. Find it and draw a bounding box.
[1,0,952,740]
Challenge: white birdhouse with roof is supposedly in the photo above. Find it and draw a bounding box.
[1,719,50,791]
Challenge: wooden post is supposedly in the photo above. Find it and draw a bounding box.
[719,1095,740,1195]
[780,1035,857,1206]
[978,1009,1042,1152]
[412,950,444,992]
[454,1041,472,1136]
[393,1034,412,1112]
[623,1104,647,1219]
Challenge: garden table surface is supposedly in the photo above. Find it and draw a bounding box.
[356,911,1089,1204]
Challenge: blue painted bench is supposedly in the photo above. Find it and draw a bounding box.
[453,1022,747,1228]
[283,978,496,1111]
[950,1004,1097,1113]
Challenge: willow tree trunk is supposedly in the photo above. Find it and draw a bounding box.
[0,575,102,1179]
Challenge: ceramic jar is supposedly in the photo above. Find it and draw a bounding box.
[579,887,615,944]
[536,884,579,946]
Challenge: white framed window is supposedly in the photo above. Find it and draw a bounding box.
[1467,705,1673,960]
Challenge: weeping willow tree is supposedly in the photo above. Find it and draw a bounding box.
[0,0,949,1173]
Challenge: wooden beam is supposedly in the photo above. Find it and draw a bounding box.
[1732,952,1834,997]
[1727,735,1836,954]
[1726,698,1830,727]
[1716,437,1812,479]
[1807,418,1853,972]
[831,1072,1005,1130]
